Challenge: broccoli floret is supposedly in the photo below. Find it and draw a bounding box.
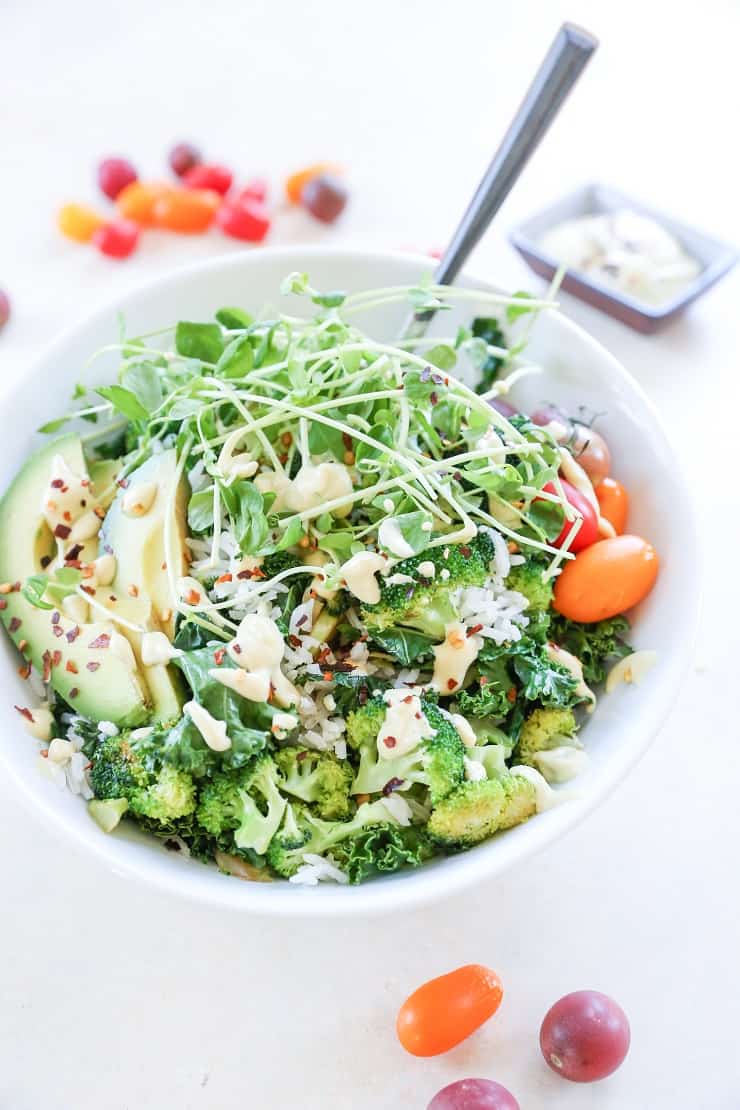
[274,748,353,820]
[346,697,386,750]
[89,732,196,826]
[196,754,286,855]
[361,532,495,639]
[515,707,577,766]
[266,798,408,878]
[506,560,553,611]
[427,772,536,848]
[348,698,465,804]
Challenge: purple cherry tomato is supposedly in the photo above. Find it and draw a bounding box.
[169,142,201,178]
[428,1078,520,1110]
[540,990,630,1082]
[488,397,516,418]
[0,289,10,330]
[301,173,348,223]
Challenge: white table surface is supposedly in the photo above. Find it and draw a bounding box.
[1,2,739,1107]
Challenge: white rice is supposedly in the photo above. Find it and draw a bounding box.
[289,853,349,886]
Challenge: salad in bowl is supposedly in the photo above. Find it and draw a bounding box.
[0,268,660,889]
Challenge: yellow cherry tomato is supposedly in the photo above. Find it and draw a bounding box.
[58,203,105,243]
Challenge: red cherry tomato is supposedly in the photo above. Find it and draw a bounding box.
[0,289,10,330]
[541,480,598,553]
[238,178,269,204]
[92,219,140,259]
[182,163,233,195]
[97,157,138,200]
[397,965,503,1057]
[553,535,659,622]
[540,990,630,1083]
[168,141,201,178]
[216,197,271,242]
[596,476,629,534]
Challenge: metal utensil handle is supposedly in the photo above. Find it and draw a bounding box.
[436,22,598,288]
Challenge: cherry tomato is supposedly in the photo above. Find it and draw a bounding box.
[182,163,233,195]
[596,477,629,534]
[285,162,340,204]
[216,197,271,242]
[488,397,516,418]
[168,141,201,178]
[531,403,570,431]
[397,964,503,1057]
[554,535,659,622]
[92,219,140,259]
[428,1079,520,1110]
[153,188,220,233]
[540,990,630,1082]
[58,203,105,243]
[97,157,138,200]
[301,173,348,223]
[238,178,269,204]
[541,480,598,553]
[570,423,611,486]
[0,289,10,330]
[116,181,173,227]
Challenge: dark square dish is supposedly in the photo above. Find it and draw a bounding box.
[509,183,737,333]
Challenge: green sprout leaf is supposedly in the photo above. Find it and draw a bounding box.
[96,386,149,423]
[175,322,224,364]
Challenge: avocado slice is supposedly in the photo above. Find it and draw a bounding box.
[100,450,188,722]
[0,435,150,725]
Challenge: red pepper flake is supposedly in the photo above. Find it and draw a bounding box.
[81,585,96,596]
[232,643,242,654]
[50,478,64,489]
[236,570,252,580]
[66,626,80,643]
[42,650,51,682]
[402,694,414,704]
[383,735,397,749]
[296,749,309,761]
[296,614,309,628]
[65,543,83,562]
[252,567,267,579]
[216,572,233,584]
[53,523,71,539]
[288,635,302,649]
[65,660,78,674]
[109,595,117,603]
[40,555,52,569]
[69,687,79,699]
[51,611,60,625]
[8,617,21,634]
[322,670,334,682]
[281,431,293,447]
[14,705,34,722]
[81,478,90,488]
[342,431,353,450]
[213,648,225,665]
[62,510,72,523]
[88,633,110,649]
[127,584,139,598]
[94,506,106,520]
[0,599,6,611]
[51,650,62,667]
[382,776,404,795]
[80,566,95,579]
[185,589,201,605]
[18,661,32,679]
[447,678,458,691]
[415,712,422,720]
[429,391,439,406]
[467,623,483,636]
[507,687,517,703]
[479,676,488,686]
[116,477,129,488]
[52,625,63,639]
[86,662,100,672]
[460,545,471,557]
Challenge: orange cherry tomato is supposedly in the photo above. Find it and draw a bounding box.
[596,476,629,535]
[153,187,220,233]
[285,162,341,204]
[58,203,105,243]
[553,535,659,623]
[116,181,173,227]
[396,964,503,1057]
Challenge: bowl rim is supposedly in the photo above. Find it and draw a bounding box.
[509,180,739,320]
[0,244,701,916]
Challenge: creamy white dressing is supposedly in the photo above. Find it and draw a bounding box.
[378,518,415,558]
[91,553,116,587]
[339,551,386,604]
[431,622,482,693]
[546,642,596,710]
[254,468,293,512]
[605,649,657,694]
[19,705,54,742]
[216,438,258,480]
[417,561,436,579]
[140,630,182,667]
[122,481,158,518]
[377,688,436,760]
[449,712,477,748]
[47,737,74,763]
[533,745,589,784]
[222,613,300,707]
[68,509,101,544]
[271,711,299,737]
[287,462,353,517]
[463,756,487,782]
[184,700,231,751]
[210,666,272,702]
[539,209,701,306]
[41,455,91,535]
[109,631,138,672]
[510,764,575,812]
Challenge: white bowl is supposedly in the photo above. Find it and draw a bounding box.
[0,246,699,916]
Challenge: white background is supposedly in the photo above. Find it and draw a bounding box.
[1,2,739,1107]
